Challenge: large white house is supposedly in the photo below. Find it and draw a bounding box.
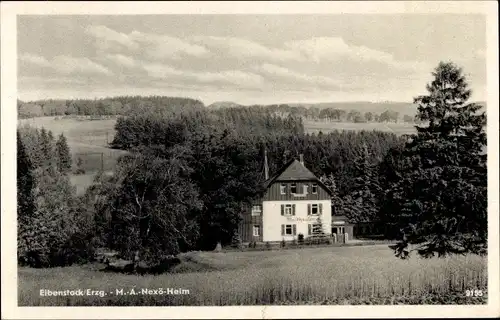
[239,156,353,243]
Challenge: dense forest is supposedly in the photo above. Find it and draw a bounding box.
[17,62,487,268]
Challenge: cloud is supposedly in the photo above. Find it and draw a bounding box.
[284,37,426,71]
[194,70,264,88]
[142,62,263,89]
[142,62,184,78]
[191,36,301,62]
[105,54,137,68]
[256,63,342,89]
[191,35,425,72]
[52,55,112,76]
[85,25,139,51]
[129,31,209,60]
[85,25,209,60]
[19,53,112,76]
[19,53,51,68]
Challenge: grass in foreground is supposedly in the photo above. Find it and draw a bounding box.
[18,245,487,306]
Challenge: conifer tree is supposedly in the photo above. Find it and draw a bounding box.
[343,144,381,223]
[39,128,53,169]
[320,173,343,216]
[55,134,72,174]
[17,130,35,218]
[384,62,487,258]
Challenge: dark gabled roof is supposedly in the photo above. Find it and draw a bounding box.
[275,159,318,181]
[263,159,333,195]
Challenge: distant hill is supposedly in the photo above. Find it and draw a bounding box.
[290,100,486,114]
[288,101,419,116]
[207,101,245,109]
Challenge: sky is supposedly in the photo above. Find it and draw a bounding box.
[17,14,486,105]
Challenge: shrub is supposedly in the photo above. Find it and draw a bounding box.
[298,233,304,244]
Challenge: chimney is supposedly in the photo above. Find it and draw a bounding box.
[264,149,269,180]
[299,154,304,165]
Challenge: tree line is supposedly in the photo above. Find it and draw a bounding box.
[17,96,205,118]
[18,95,418,124]
[16,62,487,268]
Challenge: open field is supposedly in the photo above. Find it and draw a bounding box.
[304,120,417,135]
[18,116,127,194]
[18,245,487,306]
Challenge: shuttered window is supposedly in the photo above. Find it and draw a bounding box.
[282,204,294,216]
[283,224,296,235]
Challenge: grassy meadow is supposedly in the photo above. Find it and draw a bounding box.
[18,245,487,306]
[18,116,128,194]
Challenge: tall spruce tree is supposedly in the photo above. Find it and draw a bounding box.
[343,144,381,223]
[384,62,487,258]
[319,173,343,216]
[55,134,72,174]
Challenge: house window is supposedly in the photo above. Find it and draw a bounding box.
[311,204,319,215]
[282,224,296,235]
[303,185,308,194]
[311,183,318,194]
[290,183,297,194]
[281,204,296,216]
[280,184,286,195]
[251,205,262,216]
[253,225,260,236]
[308,203,323,215]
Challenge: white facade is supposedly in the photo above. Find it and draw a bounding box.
[262,200,332,242]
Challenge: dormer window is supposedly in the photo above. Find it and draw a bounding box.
[290,183,297,194]
[280,184,286,195]
[312,183,318,194]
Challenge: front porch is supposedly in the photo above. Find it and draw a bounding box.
[331,215,355,242]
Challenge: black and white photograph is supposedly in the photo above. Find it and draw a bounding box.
[1,1,499,319]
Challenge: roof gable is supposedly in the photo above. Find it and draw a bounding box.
[275,159,317,181]
[263,159,333,195]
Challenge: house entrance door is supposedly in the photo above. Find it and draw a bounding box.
[332,226,345,243]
